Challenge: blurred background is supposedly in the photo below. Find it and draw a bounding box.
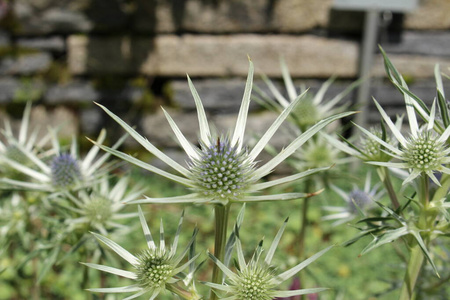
[0,0,449,156]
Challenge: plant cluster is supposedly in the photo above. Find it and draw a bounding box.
[0,51,449,300]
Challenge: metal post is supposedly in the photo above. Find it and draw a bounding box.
[355,10,379,128]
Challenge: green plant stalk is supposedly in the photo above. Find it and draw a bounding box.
[379,167,400,210]
[298,177,314,259]
[431,173,450,202]
[210,203,231,300]
[398,175,429,300]
[298,197,310,259]
[399,245,424,300]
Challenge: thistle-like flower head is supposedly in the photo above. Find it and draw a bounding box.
[205,219,331,299]
[0,129,123,193]
[63,176,143,235]
[94,59,354,206]
[253,58,359,131]
[358,99,450,186]
[358,48,450,186]
[83,206,200,299]
[323,172,383,225]
[190,135,255,203]
[402,131,447,173]
[360,126,395,162]
[50,153,82,188]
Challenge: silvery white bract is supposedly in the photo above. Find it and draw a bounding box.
[0,103,50,180]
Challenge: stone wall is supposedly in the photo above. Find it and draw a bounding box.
[1,0,450,160]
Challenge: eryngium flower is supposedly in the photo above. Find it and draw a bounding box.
[50,153,82,188]
[253,58,359,131]
[0,129,123,192]
[205,219,331,299]
[63,176,144,235]
[323,173,383,225]
[83,206,200,299]
[358,100,450,186]
[94,60,354,205]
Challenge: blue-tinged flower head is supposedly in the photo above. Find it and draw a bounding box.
[0,129,122,194]
[190,136,255,203]
[50,153,82,188]
[323,173,382,225]
[347,189,373,214]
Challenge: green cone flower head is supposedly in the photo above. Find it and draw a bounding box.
[50,153,82,188]
[94,59,354,206]
[206,218,331,299]
[297,136,343,169]
[136,248,175,289]
[254,58,358,132]
[64,176,143,235]
[84,206,200,299]
[83,195,112,225]
[402,131,447,173]
[292,96,320,128]
[234,264,276,300]
[360,126,394,162]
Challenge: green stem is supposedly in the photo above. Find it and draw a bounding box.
[398,245,424,300]
[380,167,400,210]
[298,197,309,259]
[210,204,231,300]
[398,175,429,300]
[298,178,313,259]
[431,173,450,202]
[81,249,93,300]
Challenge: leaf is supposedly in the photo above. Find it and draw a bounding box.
[360,227,408,255]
